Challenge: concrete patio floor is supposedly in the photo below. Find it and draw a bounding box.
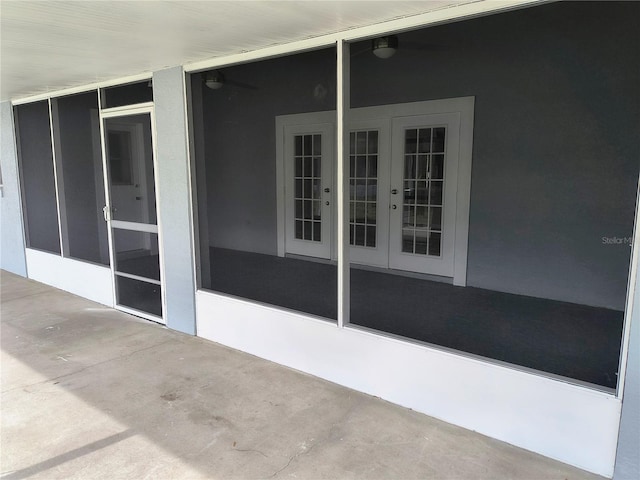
[1,271,604,480]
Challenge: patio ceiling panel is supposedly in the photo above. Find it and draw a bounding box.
[1,0,476,101]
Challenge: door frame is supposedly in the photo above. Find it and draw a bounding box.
[276,97,474,286]
[98,103,167,323]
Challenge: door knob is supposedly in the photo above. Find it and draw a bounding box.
[391,189,398,194]
[325,201,330,206]
[391,205,397,210]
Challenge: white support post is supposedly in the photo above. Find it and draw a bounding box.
[337,40,350,328]
[47,98,65,256]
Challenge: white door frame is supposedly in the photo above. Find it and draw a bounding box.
[276,97,474,286]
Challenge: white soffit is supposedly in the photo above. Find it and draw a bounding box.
[0,0,517,101]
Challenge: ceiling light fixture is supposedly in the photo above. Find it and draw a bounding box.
[205,71,224,90]
[372,35,398,59]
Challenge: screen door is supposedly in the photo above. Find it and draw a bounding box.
[102,109,164,321]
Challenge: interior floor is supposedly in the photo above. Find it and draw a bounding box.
[209,247,623,389]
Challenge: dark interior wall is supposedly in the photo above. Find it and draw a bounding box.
[195,1,639,309]
[350,1,639,310]
[14,101,61,254]
[55,92,107,265]
[195,48,336,255]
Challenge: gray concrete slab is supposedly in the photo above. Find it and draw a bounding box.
[1,271,604,479]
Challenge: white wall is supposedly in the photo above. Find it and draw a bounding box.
[196,291,622,477]
[153,67,197,335]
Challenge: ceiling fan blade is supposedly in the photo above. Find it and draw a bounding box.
[350,45,371,58]
[401,41,450,51]
[226,79,258,90]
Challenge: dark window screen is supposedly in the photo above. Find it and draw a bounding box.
[53,91,109,265]
[101,81,153,108]
[14,101,61,254]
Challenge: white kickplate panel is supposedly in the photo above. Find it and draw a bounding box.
[197,290,620,477]
[26,249,113,307]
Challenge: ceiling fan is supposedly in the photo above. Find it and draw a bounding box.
[204,70,257,90]
[351,35,447,59]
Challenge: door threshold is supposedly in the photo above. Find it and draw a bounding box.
[115,304,165,325]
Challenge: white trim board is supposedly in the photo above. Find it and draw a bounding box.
[25,248,113,307]
[196,289,620,477]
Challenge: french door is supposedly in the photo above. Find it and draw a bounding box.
[101,107,164,322]
[280,114,334,259]
[278,99,471,282]
[387,112,460,277]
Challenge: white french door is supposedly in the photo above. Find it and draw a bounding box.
[277,98,473,283]
[388,113,461,277]
[281,116,334,259]
[347,120,390,268]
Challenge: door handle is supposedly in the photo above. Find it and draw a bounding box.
[324,188,330,193]
[391,189,398,194]
[102,206,111,222]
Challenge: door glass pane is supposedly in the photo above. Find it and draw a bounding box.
[113,229,160,281]
[401,128,445,257]
[53,91,109,265]
[115,275,162,317]
[294,133,322,241]
[101,81,153,108]
[350,130,378,248]
[104,115,157,224]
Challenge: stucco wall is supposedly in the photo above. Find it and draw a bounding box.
[0,101,27,276]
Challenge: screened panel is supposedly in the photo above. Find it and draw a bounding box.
[101,81,153,108]
[113,229,160,281]
[14,101,60,254]
[347,1,638,391]
[189,47,338,321]
[116,275,162,317]
[53,91,109,265]
[103,115,157,224]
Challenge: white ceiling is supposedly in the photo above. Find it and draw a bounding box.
[1,0,486,101]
